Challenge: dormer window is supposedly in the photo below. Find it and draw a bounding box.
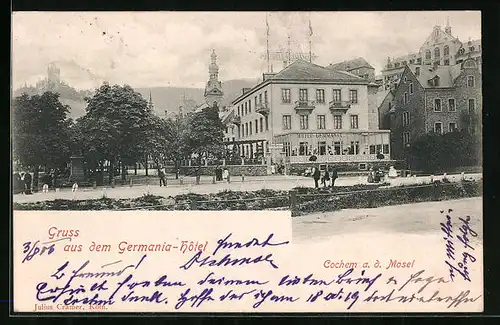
[415,67,420,76]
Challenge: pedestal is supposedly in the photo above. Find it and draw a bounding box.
[69,156,85,182]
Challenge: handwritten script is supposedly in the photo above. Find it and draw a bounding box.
[440,209,478,282]
[28,232,482,312]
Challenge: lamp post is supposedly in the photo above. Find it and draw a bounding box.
[405,143,411,171]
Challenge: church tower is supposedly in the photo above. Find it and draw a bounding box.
[204,49,224,108]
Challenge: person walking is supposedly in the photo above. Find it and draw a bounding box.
[312,165,321,188]
[223,167,229,182]
[158,166,166,187]
[330,167,338,187]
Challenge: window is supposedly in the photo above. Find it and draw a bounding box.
[316,89,325,103]
[318,115,326,130]
[299,89,308,101]
[459,48,465,55]
[404,76,407,83]
[350,115,359,129]
[434,98,442,112]
[265,116,269,131]
[283,142,291,156]
[281,89,291,103]
[299,142,309,156]
[333,115,342,129]
[349,90,358,104]
[282,115,291,130]
[244,123,248,136]
[248,100,251,113]
[403,111,410,126]
[255,96,258,107]
[318,141,327,155]
[403,132,410,145]
[260,118,263,132]
[333,141,341,155]
[469,46,475,52]
[468,99,476,114]
[444,45,449,56]
[415,67,420,76]
[249,121,252,135]
[417,58,422,64]
[369,145,376,154]
[244,102,248,115]
[409,83,414,94]
[332,89,342,102]
[237,125,241,138]
[444,59,449,65]
[299,115,309,130]
[449,122,457,132]
[434,47,440,58]
[225,127,228,133]
[404,92,408,104]
[383,144,389,154]
[426,50,431,59]
[434,122,443,134]
[264,91,268,104]
[349,141,360,155]
[467,76,475,88]
[238,106,241,116]
[255,119,258,133]
[259,94,262,104]
[448,98,456,112]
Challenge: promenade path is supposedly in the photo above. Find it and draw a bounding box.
[13,173,482,204]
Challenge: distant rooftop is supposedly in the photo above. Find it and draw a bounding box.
[327,57,374,71]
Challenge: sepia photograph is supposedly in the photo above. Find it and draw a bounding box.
[11,11,484,313]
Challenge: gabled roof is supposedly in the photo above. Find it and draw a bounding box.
[421,26,460,48]
[327,57,374,71]
[407,63,463,89]
[270,60,366,82]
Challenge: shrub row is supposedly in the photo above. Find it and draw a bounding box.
[13,181,481,214]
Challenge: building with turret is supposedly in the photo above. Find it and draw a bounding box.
[204,50,224,107]
[381,19,481,91]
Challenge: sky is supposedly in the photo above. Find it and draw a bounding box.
[12,11,481,90]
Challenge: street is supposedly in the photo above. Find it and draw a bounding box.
[13,172,482,203]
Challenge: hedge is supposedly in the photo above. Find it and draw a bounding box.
[13,180,482,216]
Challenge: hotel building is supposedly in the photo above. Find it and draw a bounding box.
[226,60,391,172]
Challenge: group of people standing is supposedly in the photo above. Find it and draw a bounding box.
[311,166,338,188]
[13,171,33,194]
[215,166,230,182]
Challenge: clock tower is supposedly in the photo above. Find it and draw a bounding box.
[204,49,224,108]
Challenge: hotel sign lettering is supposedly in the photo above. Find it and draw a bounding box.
[297,133,342,139]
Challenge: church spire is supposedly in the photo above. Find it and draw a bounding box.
[148,91,154,110]
[204,49,224,107]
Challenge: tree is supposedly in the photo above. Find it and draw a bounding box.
[185,103,225,169]
[164,115,190,179]
[76,83,155,183]
[12,92,73,188]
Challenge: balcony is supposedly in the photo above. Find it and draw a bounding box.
[329,100,351,113]
[294,100,316,113]
[230,115,241,125]
[256,102,270,116]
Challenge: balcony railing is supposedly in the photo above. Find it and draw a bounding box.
[294,100,316,112]
[230,115,241,125]
[288,154,390,164]
[329,100,351,113]
[256,102,270,116]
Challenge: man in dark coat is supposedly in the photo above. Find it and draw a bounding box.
[330,167,338,187]
[312,165,321,188]
[158,167,166,187]
[24,172,32,194]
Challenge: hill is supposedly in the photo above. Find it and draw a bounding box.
[14,78,259,120]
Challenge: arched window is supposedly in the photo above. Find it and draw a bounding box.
[444,45,449,56]
[434,47,440,58]
[425,50,431,60]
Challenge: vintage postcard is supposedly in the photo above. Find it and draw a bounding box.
[11,11,483,313]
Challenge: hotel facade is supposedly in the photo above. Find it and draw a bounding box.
[225,60,391,172]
